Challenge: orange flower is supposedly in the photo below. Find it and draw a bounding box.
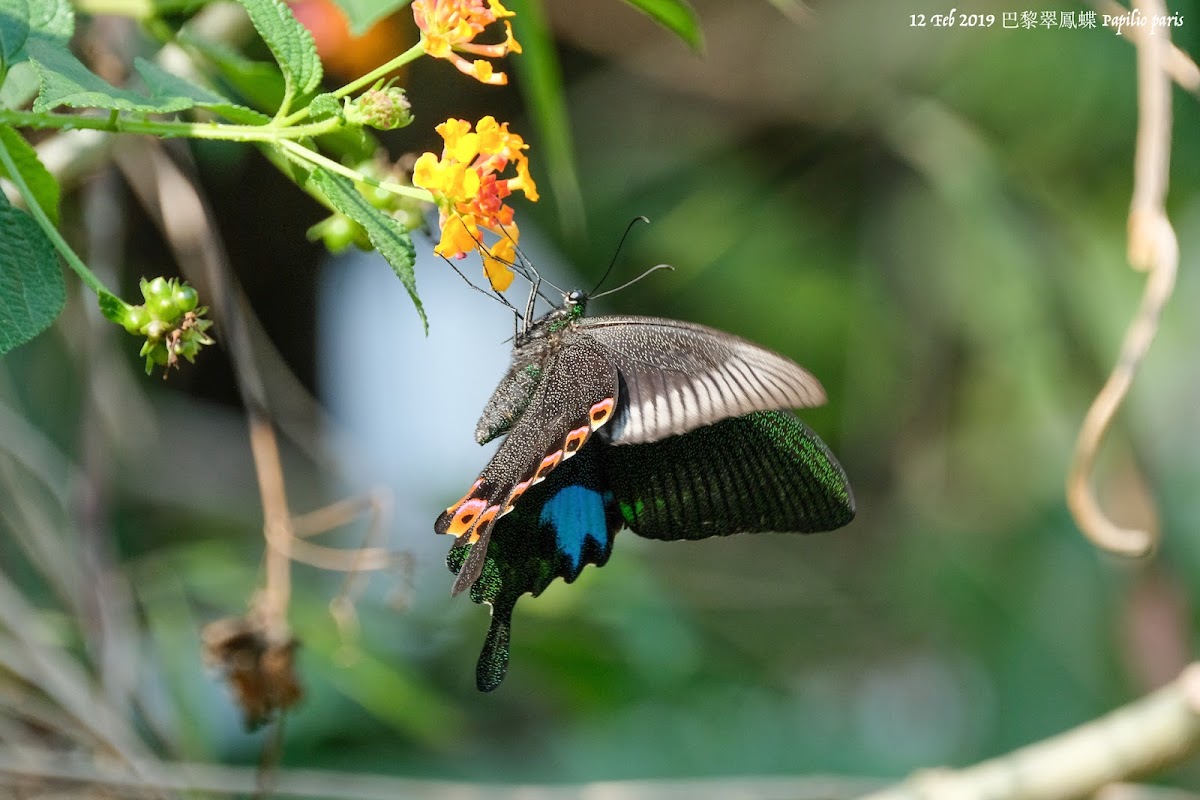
[412,0,522,86]
[413,116,539,291]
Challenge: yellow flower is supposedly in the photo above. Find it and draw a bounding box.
[412,0,522,86]
[413,116,539,291]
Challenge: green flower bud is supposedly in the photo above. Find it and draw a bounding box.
[122,305,150,335]
[346,86,412,131]
[144,276,170,301]
[174,285,199,313]
[121,277,214,376]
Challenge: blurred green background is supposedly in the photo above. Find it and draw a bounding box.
[3,0,1200,792]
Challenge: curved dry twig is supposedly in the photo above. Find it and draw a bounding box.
[1067,0,1178,558]
[1092,0,1200,94]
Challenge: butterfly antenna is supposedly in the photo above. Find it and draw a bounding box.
[439,253,519,316]
[491,222,562,332]
[588,215,650,296]
[589,262,675,299]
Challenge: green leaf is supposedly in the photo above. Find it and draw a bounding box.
[307,91,340,122]
[27,0,72,43]
[0,123,58,225]
[97,290,124,324]
[309,168,425,332]
[179,33,286,113]
[330,0,410,36]
[508,0,583,238]
[0,194,64,356]
[235,0,322,110]
[0,0,73,71]
[133,58,270,124]
[0,60,38,108]
[29,39,193,113]
[621,0,703,51]
[0,0,30,70]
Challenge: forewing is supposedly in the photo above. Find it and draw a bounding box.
[579,316,827,444]
[606,410,855,539]
[437,335,620,594]
[474,339,550,446]
[447,445,622,691]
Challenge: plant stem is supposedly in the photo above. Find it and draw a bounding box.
[0,109,342,142]
[276,42,426,128]
[278,140,434,202]
[0,139,111,298]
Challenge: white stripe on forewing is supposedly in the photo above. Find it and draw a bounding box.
[676,381,699,429]
[693,375,715,424]
[708,366,738,418]
[724,359,761,408]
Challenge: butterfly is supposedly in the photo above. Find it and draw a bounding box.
[438,288,855,691]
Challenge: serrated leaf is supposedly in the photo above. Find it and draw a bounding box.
[235,0,321,110]
[507,0,582,238]
[0,0,73,70]
[330,0,410,36]
[133,58,270,124]
[0,195,63,356]
[0,0,30,69]
[27,0,71,41]
[179,33,286,113]
[307,92,340,121]
[29,40,193,113]
[0,123,58,225]
[310,168,425,332]
[621,0,703,51]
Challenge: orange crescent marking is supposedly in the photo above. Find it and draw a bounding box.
[588,397,615,429]
[532,450,563,484]
[509,478,532,502]
[445,479,482,515]
[445,497,488,537]
[467,505,500,541]
[561,425,590,459]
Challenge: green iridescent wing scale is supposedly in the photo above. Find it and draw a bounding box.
[448,445,621,691]
[605,410,855,540]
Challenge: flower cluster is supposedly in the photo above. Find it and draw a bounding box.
[117,277,215,375]
[413,115,538,291]
[412,0,522,85]
[344,83,413,131]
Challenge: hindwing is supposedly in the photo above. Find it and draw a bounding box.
[606,410,855,539]
[437,334,620,594]
[447,445,621,691]
[578,316,826,445]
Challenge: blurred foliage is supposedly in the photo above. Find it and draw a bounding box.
[2,0,1200,794]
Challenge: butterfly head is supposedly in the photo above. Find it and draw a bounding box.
[564,289,587,314]
[517,289,588,345]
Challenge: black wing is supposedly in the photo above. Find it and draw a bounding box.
[579,316,826,445]
[447,444,622,691]
[437,335,619,594]
[605,410,855,539]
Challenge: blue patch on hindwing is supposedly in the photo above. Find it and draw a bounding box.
[540,483,609,572]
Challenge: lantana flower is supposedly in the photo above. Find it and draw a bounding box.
[412,0,522,86]
[413,116,539,291]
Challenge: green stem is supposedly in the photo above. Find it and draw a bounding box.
[278,140,434,202]
[0,139,110,298]
[0,109,343,142]
[276,42,426,128]
[75,0,154,17]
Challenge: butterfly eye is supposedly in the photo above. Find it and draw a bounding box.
[566,290,584,306]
